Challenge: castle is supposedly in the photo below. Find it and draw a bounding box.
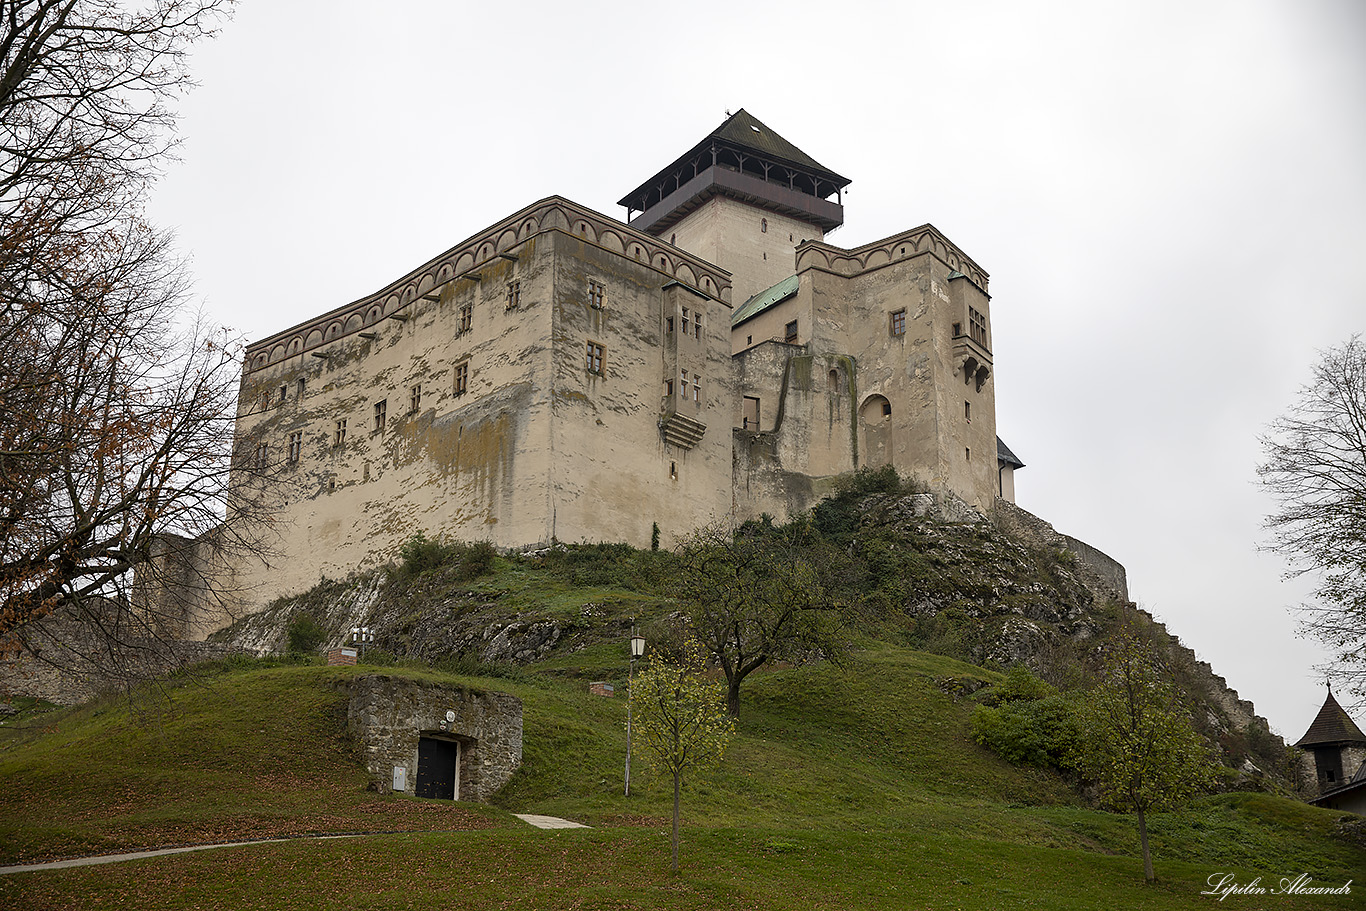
[222,111,1020,629]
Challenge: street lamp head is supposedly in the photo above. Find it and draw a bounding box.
[630,634,646,658]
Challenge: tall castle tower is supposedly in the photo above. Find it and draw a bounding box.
[618,110,851,309]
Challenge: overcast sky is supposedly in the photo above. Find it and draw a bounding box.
[148,0,1366,742]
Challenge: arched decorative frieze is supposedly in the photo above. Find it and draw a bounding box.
[287,338,301,355]
[245,196,731,373]
[865,249,891,269]
[269,343,286,363]
[599,230,625,254]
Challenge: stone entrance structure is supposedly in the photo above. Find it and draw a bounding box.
[344,675,522,801]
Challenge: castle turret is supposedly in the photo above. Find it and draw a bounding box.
[618,109,850,306]
[1295,687,1366,813]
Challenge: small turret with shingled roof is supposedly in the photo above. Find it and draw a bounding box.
[1295,687,1366,804]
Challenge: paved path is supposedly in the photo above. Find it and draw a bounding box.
[0,834,364,875]
[1,817,591,875]
[513,814,591,829]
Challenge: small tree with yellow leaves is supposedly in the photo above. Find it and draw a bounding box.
[1073,632,1217,883]
[632,650,735,871]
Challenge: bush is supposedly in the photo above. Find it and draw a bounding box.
[286,614,326,655]
[971,666,1079,770]
[391,533,497,583]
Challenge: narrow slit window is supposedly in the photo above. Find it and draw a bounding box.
[964,401,971,423]
[296,377,306,398]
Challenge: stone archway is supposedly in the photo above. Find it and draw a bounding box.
[859,394,892,468]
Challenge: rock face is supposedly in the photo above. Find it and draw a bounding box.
[344,674,522,801]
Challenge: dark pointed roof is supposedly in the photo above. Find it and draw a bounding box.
[617,110,850,235]
[996,437,1025,469]
[1295,689,1366,747]
[708,109,846,180]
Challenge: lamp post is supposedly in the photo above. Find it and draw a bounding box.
[351,626,373,659]
[625,629,646,797]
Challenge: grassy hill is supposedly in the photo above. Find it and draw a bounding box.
[2,642,1362,910]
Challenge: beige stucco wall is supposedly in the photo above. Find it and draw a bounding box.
[668,197,823,307]
[730,226,999,521]
[221,204,738,623]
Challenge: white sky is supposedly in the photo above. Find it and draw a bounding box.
[149,0,1366,742]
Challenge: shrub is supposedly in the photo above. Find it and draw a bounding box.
[971,666,1079,770]
[286,614,326,655]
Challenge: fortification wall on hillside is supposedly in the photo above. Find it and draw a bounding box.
[993,498,1129,603]
[0,620,246,705]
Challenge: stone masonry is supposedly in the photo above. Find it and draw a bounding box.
[344,674,522,801]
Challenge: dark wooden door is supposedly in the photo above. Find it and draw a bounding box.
[415,737,458,799]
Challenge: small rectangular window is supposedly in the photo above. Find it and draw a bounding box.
[890,309,906,336]
[374,399,387,433]
[278,384,287,404]
[964,401,971,423]
[785,320,798,343]
[681,307,690,337]
[459,303,473,334]
[410,384,421,414]
[454,362,469,396]
[296,377,306,398]
[255,442,269,468]
[506,280,520,311]
[743,396,760,429]
[693,312,702,340]
[665,379,674,396]
[666,316,674,333]
[588,280,605,310]
[969,306,988,346]
[586,342,605,375]
[952,321,962,337]
[335,419,347,447]
[288,431,302,463]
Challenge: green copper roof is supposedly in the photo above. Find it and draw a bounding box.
[732,274,799,328]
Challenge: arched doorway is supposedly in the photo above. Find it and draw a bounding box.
[860,395,892,468]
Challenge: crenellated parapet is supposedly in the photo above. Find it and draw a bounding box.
[795,223,990,291]
[244,196,733,374]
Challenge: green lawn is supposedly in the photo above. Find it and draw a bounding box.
[1,645,1361,910]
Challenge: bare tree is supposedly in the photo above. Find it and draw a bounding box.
[0,1,253,688]
[672,521,848,715]
[1259,336,1366,701]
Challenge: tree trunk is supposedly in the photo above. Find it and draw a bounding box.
[1137,808,1154,883]
[727,678,741,716]
[669,775,680,874]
